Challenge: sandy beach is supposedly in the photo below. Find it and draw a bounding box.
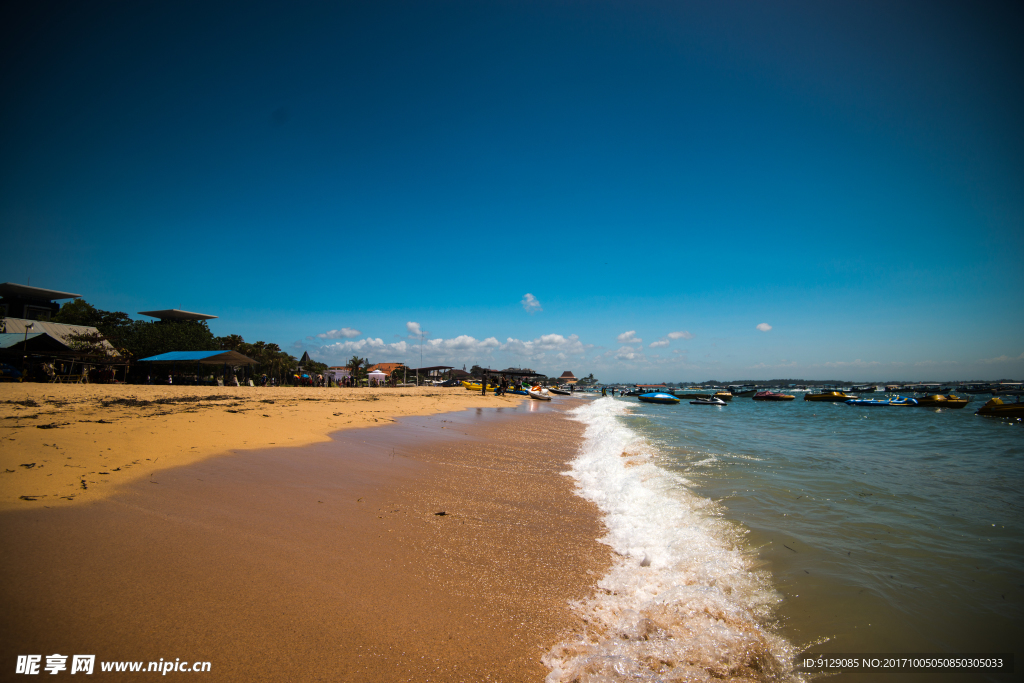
[0,384,529,510]
[0,385,609,681]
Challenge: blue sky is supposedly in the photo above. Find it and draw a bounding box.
[2,0,1021,382]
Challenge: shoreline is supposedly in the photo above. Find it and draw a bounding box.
[0,390,609,681]
[0,384,527,510]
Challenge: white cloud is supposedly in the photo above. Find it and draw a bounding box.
[748,361,798,369]
[649,340,670,348]
[406,321,423,337]
[501,333,589,361]
[317,327,361,339]
[615,346,640,360]
[823,359,881,368]
[521,293,542,313]
[320,333,502,364]
[978,352,1024,364]
[667,330,694,340]
[617,330,642,344]
[427,335,500,352]
[320,338,407,357]
[311,329,597,373]
[756,323,772,332]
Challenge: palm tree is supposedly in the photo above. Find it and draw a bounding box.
[347,355,369,385]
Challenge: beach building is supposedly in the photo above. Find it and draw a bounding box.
[1,317,120,358]
[558,370,578,385]
[0,282,81,321]
[328,366,351,382]
[1,317,122,382]
[408,365,455,383]
[367,362,405,377]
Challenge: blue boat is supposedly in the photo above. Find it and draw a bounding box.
[638,392,681,405]
[845,396,918,406]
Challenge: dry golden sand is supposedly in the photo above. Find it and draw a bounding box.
[0,384,524,510]
[0,386,610,681]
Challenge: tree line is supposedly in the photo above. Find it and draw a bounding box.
[54,299,300,383]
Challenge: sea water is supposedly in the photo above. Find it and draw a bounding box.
[544,396,1023,682]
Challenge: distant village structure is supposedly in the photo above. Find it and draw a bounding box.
[558,370,577,385]
[328,366,351,382]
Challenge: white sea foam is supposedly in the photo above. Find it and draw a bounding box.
[544,398,801,682]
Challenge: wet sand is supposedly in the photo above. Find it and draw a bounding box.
[0,397,610,681]
[0,384,526,510]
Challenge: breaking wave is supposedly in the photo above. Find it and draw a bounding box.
[544,398,802,682]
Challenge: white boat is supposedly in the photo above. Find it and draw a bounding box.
[528,385,552,401]
[690,397,726,406]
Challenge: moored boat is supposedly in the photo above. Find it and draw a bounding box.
[690,397,727,406]
[462,381,497,391]
[914,394,969,409]
[548,387,571,395]
[845,395,918,406]
[753,390,796,401]
[637,392,681,405]
[975,397,1024,418]
[805,390,858,402]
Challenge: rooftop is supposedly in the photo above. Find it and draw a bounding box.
[0,282,81,301]
[2,317,119,357]
[367,362,405,375]
[138,309,218,321]
[137,350,257,365]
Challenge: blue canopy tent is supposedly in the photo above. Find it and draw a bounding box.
[138,351,257,364]
[138,350,258,385]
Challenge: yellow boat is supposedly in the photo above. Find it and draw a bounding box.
[461,381,497,391]
[915,394,969,409]
[975,397,1024,418]
[804,390,858,402]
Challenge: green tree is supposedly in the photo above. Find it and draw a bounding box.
[304,360,329,374]
[53,299,101,326]
[64,330,117,360]
[54,299,217,360]
[54,299,133,355]
[215,334,245,352]
[346,355,369,384]
[117,320,217,360]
